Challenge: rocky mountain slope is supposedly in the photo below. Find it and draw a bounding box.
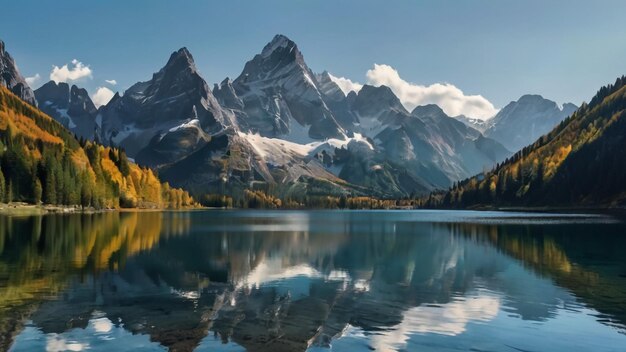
[98,47,234,158]
[0,40,37,106]
[230,35,346,142]
[483,95,577,151]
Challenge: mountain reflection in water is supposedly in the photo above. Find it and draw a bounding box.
[1,210,625,352]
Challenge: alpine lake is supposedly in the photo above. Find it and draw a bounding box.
[1,210,626,351]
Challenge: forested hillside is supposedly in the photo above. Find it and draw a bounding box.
[0,87,195,209]
[423,76,626,208]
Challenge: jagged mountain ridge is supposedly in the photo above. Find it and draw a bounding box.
[335,85,510,190]
[34,80,98,140]
[2,35,516,198]
[101,35,513,197]
[87,42,362,198]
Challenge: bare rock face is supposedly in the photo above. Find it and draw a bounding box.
[315,71,345,102]
[35,81,98,139]
[213,78,244,110]
[0,40,37,106]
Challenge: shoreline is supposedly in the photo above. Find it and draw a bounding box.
[0,203,204,216]
[412,205,626,219]
[1,202,624,217]
[0,203,98,216]
[469,205,626,216]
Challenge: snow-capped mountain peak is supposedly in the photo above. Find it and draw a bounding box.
[231,34,346,142]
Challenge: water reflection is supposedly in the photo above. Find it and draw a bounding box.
[0,210,625,351]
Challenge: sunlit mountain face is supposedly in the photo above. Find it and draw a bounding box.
[1,211,625,352]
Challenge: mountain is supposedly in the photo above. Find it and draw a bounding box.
[0,40,37,106]
[484,94,577,152]
[98,47,234,158]
[409,104,511,179]
[34,80,98,139]
[331,85,511,191]
[88,44,356,199]
[86,35,509,199]
[424,76,626,208]
[0,85,195,208]
[231,35,346,142]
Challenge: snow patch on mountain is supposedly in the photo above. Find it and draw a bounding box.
[56,108,76,129]
[111,124,142,145]
[240,132,312,160]
[238,131,374,167]
[310,133,374,151]
[169,118,201,133]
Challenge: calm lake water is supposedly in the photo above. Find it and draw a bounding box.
[1,210,626,352]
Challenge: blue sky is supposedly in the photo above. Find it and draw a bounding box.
[2,0,625,116]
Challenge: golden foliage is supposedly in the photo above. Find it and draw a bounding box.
[0,86,197,209]
[0,89,64,146]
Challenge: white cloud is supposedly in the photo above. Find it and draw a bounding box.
[369,294,500,351]
[25,73,41,86]
[105,79,117,85]
[365,64,498,120]
[50,59,92,83]
[328,73,363,95]
[92,87,114,108]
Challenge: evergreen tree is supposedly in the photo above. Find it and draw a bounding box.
[338,195,347,209]
[7,180,13,203]
[0,167,5,203]
[32,177,42,204]
[118,150,131,177]
[44,164,57,205]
